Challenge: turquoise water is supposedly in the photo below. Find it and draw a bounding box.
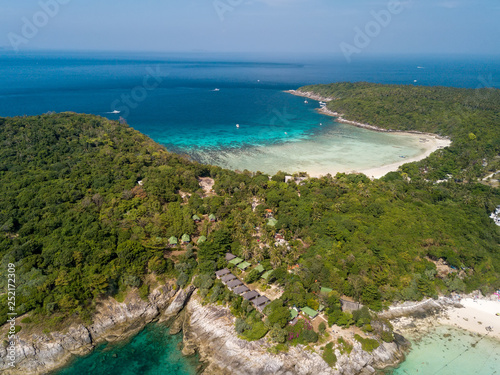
[1,52,499,155]
[52,324,200,375]
[387,326,500,375]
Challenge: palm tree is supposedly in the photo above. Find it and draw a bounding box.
[241,247,252,260]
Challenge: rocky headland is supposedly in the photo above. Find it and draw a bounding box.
[1,286,411,375]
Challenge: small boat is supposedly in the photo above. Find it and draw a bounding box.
[107,110,121,114]
[236,124,240,128]
[400,155,407,158]
[213,88,220,92]
[320,123,322,126]
[304,100,308,104]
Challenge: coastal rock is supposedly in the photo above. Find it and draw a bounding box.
[160,285,195,321]
[182,297,409,375]
[0,285,178,375]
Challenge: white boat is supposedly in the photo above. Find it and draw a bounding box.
[304,100,308,104]
[236,124,240,128]
[107,110,121,114]
[213,88,220,92]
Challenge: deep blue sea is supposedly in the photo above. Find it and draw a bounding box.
[2,51,500,374]
[1,51,499,155]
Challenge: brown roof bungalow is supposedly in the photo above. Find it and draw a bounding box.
[242,290,260,301]
[215,268,231,278]
[220,274,236,284]
[253,295,271,307]
[226,279,243,290]
[233,285,250,295]
[225,253,236,261]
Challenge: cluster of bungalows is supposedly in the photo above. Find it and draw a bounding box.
[215,255,272,313]
[225,253,251,271]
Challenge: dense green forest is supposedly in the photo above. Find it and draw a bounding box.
[298,82,500,181]
[0,106,499,337]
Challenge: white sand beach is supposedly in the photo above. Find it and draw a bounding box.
[439,297,500,340]
[196,124,451,180]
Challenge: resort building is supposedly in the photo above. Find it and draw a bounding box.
[215,268,231,279]
[253,296,271,312]
[261,270,272,281]
[320,287,333,295]
[301,307,319,319]
[192,214,201,222]
[227,279,244,290]
[181,234,190,244]
[197,235,207,244]
[220,274,237,284]
[209,214,217,222]
[237,261,251,271]
[254,264,265,274]
[242,290,260,301]
[228,257,243,266]
[233,285,250,295]
[225,253,236,262]
[168,236,178,247]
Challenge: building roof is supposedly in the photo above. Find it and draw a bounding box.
[254,264,265,273]
[209,214,216,220]
[168,236,178,245]
[253,296,271,306]
[226,279,243,289]
[267,218,278,227]
[181,234,190,242]
[221,274,236,283]
[256,301,271,312]
[320,287,333,294]
[242,290,260,301]
[197,235,207,244]
[215,268,230,277]
[301,307,318,318]
[290,309,298,320]
[261,271,272,280]
[225,253,236,261]
[229,257,243,265]
[237,261,251,270]
[233,285,250,295]
[192,214,201,221]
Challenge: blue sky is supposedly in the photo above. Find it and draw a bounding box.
[1,0,499,55]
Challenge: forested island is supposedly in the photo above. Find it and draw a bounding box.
[1,83,500,374]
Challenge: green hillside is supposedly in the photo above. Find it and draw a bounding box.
[0,109,499,328]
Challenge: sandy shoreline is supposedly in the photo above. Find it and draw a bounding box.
[438,297,500,340]
[388,294,500,342]
[285,89,452,179]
